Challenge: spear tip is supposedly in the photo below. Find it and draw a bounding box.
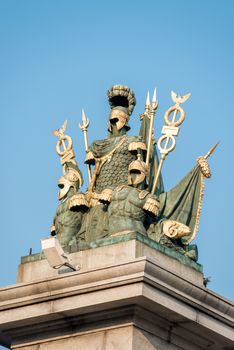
[152,87,157,103]
[146,90,151,108]
[82,108,86,122]
[204,142,219,159]
[152,87,157,109]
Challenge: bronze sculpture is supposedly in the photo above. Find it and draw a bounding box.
[51,121,89,249]
[51,85,217,261]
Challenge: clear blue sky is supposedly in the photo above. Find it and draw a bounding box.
[0,0,233,320]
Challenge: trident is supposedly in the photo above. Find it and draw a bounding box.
[79,109,92,182]
[151,91,191,194]
[145,88,158,168]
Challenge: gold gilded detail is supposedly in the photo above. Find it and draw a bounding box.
[99,188,113,204]
[138,190,149,200]
[197,157,211,178]
[68,193,89,210]
[143,197,160,215]
[128,154,149,186]
[185,174,205,244]
[151,91,191,194]
[107,85,136,116]
[128,141,147,152]
[163,220,191,239]
[145,88,158,168]
[85,150,95,164]
[60,149,76,165]
[50,224,56,235]
[108,109,129,132]
[79,109,92,182]
[184,143,218,243]
[88,136,127,193]
[53,120,76,168]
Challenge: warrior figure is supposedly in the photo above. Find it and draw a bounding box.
[99,155,160,237]
[51,122,89,249]
[86,85,147,197]
[51,162,89,248]
[74,86,215,261]
[76,85,150,242]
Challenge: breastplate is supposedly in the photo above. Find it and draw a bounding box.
[94,139,136,193]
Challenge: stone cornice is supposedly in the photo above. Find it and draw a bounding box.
[0,257,233,329]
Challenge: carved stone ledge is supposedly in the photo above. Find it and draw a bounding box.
[0,243,233,349]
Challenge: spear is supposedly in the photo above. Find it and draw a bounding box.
[79,109,92,182]
[151,91,191,194]
[203,142,219,159]
[145,88,158,168]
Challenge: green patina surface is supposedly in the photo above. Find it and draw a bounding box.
[21,232,203,273]
[41,85,210,279]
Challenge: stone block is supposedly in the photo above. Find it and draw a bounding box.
[17,237,203,286]
[0,239,233,350]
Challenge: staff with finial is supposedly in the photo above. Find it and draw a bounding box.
[145,88,158,168]
[79,109,92,182]
[203,142,219,160]
[151,91,191,194]
[53,120,76,172]
[197,142,219,178]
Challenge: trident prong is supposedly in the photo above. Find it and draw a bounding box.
[145,91,151,112]
[79,109,91,183]
[79,109,90,131]
[145,87,158,167]
[152,88,157,109]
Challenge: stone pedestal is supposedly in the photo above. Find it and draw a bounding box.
[0,234,233,349]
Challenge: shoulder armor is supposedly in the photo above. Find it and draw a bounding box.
[68,193,89,211]
[143,196,160,216]
[128,141,147,153]
[139,190,150,200]
[85,150,95,165]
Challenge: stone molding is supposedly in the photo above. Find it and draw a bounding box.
[0,250,233,349]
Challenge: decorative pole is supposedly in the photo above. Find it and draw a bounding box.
[53,119,68,152]
[79,109,92,182]
[196,142,219,178]
[145,88,158,168]
[151,91,191,194]
[53,120,76,173]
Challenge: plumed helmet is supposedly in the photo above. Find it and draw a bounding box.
[107,85,136,132]
[58,162,83,200]
[128,156,149,186]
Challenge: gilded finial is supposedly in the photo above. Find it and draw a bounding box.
[79,109,90,132]
[145,91,151,112]
[79,109,91,182]
[151,90,191,194]
[204,142,219,160]
[53,120,76,172]
[171,91,191,105]
[152,88,157,109]
[52,119,68,138]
